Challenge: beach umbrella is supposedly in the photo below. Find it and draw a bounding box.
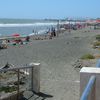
[12,33,20,37]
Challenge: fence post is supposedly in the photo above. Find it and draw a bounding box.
[29,63,40,93]
[17,69,20,100]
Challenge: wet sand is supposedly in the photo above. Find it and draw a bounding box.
[0,28,100,100]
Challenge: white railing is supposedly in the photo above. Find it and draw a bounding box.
[0,63,40,100]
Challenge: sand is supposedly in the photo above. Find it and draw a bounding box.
[0,27,100,100]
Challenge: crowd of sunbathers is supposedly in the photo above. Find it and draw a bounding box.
[0,36,30,49]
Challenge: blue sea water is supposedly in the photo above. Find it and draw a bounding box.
[0,26,50,36]
[0,25,57,36]
[0,26,33,36]
[0,19,57,36]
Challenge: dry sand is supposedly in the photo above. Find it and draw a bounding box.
[0,28,100,100]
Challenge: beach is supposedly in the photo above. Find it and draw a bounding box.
[0,28,100,100]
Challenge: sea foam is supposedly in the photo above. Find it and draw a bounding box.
[0,22,57,27]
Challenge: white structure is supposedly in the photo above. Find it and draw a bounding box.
[80,67,100,100]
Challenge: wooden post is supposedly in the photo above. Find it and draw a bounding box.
[29,63,40,93]
[69,20,71,33]
[17,69,20,100]
[57,20,60,37]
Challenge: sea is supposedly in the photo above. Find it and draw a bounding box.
[0,19,58,36]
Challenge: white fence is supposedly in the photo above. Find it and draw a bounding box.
[0,63,40,100]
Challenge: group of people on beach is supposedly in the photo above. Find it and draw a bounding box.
[12,36,30,45]
[0,36,30,49]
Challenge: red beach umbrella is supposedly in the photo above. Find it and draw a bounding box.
[12,33,20,37]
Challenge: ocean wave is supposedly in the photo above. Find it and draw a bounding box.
[0,22,57,27]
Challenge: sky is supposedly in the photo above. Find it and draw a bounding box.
[0,0,99,19]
